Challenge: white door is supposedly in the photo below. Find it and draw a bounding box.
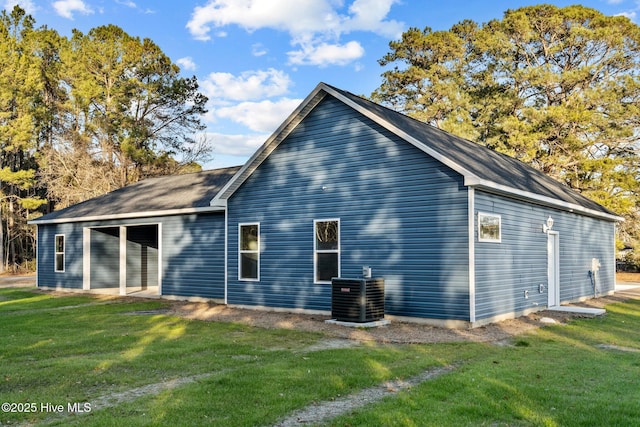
[547,231,560,307]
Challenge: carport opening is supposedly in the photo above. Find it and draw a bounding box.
[126,225,159,292]
[89,224,159,295]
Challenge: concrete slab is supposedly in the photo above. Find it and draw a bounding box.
[547,306,605,316]
[0,275,36,288]
[616,283,640,291]
[325,319,390,328]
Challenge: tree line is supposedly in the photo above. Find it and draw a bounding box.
[373,4,640,268]
[1,4,639,272]
[0,6,209,272]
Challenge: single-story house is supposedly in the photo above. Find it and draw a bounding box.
[30,83,622,327]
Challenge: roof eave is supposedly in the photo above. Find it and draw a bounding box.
[29,205,226,225]
[210,83,329,205]
[466,177,623,222]
[327,84,623,223]
[207,82,622,223]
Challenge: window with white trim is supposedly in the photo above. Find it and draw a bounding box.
[314,219,340,283]
[239,223,259,280]
[478,213,501,243]
[55,234,65,272]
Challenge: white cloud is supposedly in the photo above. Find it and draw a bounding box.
[176,56,197,72]
[618,11,637,20]
[343,0,403,36]
[186,0,336,41]
[288,40,364,66]
[201,68,292,102]
[208,133,268,157]
[186,0,403,66]
[52,0,93,19]
[214,98,302,133]
[3,0,37,14]
[252,43,268,57]
[115,0,136,7]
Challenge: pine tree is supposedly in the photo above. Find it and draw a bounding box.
[374,4,640,254]
[0,6,46,271]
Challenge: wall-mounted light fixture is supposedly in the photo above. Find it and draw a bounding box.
[542,216,554,233]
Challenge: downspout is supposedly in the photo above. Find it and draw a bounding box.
[613,222,618,293]
[34,225,38,288]
[224,204,228,305]
[468,187,476,324]
[157,223,163,296]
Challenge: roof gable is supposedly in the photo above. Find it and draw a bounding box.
[32,166,241,224]
[213,82,620,221]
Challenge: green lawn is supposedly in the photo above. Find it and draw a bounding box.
[1,287,639,426]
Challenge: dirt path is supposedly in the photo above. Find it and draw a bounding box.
[19,373,216,427]
[271,365,456,427]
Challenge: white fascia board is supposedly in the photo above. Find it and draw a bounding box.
[210,84,328,205]
[320,85,483,183]
[210,199,227,209]
[208,82,481,204]
[323,89,619,222]
[28,205,226,225]
[322,86,624,223]
[204,82,622,224]
[469,179,624,222]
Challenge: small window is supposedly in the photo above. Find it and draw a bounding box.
[239,223,259,280]
[314,219,340,283]
[478,213,501,243]
[55,234,65,272]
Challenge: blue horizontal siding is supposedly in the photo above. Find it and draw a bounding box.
[37,224,84,289]
[474,191,615,321]
[162,213,226,299]
[227,95,470,320]
[90,228,120,288]
[36,213,226,300]
[553,211,615,301]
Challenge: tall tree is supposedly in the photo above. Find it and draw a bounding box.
[0,7,211,271]
[0,6,47,271]
[39,24,210,208]
[374,4,640,255]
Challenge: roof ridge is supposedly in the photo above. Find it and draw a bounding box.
[30,165,243,224]
[123,165,243,187]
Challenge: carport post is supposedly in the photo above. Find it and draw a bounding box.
[119,226,127,296]
[83,228,90,290]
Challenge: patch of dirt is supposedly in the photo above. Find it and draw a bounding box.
[616,272,640,283]
[167,289,640,345]
[122,308,173,316]
[21,374,215,427]
[300,338,362,352]
[30,283,640,345]
[595,344,640,353]
[272,365,456,427]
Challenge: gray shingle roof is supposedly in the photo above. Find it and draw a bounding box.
[33,166,241,223]
[325,84,619,219]
[213,83,619,221]
[34,82,620,224]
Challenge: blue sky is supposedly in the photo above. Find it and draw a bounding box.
[3,0,638,169]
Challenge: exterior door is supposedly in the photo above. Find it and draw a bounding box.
[547,231,560,307]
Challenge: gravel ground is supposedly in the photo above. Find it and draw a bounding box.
[169,287,640,344]
[21,276,640,345]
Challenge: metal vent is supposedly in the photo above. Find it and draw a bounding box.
[331,278,384,323]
